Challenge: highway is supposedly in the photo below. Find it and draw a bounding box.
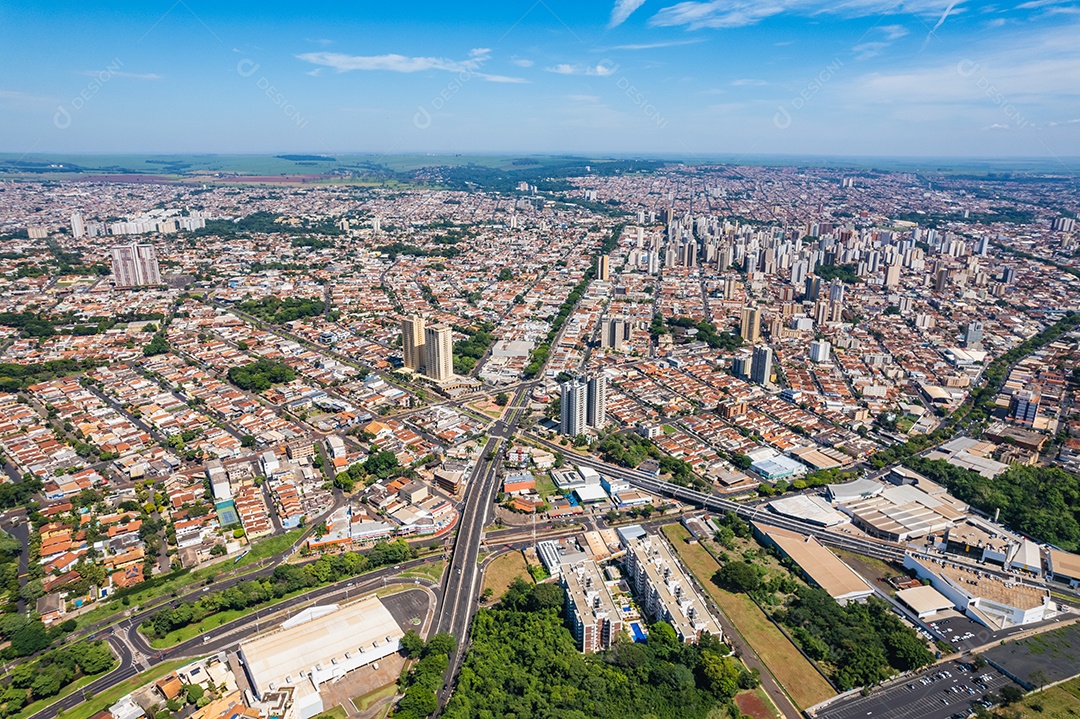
[432,380,535,707]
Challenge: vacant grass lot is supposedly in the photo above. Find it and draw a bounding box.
[481,551,532,601]
[1014,676,1080,718]
[662,524,835,710]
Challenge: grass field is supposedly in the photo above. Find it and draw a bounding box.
[352,684,399,713]
[313,705,349,719]
[50,658,196,719]
[482,552,532,601]
[534,473,558,497]
[234,529,304,567]
[832,549,901,596]
[399,560,445,583]
[661,524,835,710]
[1013,677,1080,718]
[735,687,781,719]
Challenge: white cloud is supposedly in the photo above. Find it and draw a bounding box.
[730,78,768,86]
[511,56,534,67]
[296,48,525,82]
[880,24,908,41]
[79,70,163,80]
[305,38,333,46]
[546,62,617,76]
[608,39,704,50]
[610,0,649,27]
[649,0,965,30]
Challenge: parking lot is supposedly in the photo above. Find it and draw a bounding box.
[928,612,1076,653]
[816,660,1018,719]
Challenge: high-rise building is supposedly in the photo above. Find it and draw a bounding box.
[963,321,983,348]
[804,275,821,301]
[1010,390,1040,426]
[601,317,630,351]
[731,352,752,380]
[740,306,761,343]
[401,315,426,372]
[884,262,901,288]
[423,324,453,381]
[111,243,161,287]
[560,379,587,437]
[597,256,610,282]
[935,268,949,292]
[586,374,607,429]
[750,346,773,386]
[809,340,831,363]
[70,212,85,239]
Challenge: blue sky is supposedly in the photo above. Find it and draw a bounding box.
[1,0,1078,158]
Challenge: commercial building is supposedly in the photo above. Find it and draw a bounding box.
[238,597,404,719]
[111,243,161,287]
[1009,390,1040,426]
[624,534,722,643]
[904,554,1055,630]
[423,324,453,381]
[1047,548,1080,588]
[755,525,873,604]
[401,315,425,372]
[562,559,622,653]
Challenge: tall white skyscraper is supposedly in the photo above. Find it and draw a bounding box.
[560,379,587,437]
[111,243,161,287]
[424,324,454,381]
[586,374,607,429]
[70,212,85,239]
[401,315,426,372]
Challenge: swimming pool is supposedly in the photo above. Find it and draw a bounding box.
[630,622,647,643]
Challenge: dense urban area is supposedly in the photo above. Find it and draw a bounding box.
[0,156,1078,719]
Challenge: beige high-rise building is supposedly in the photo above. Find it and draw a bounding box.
[424,324,454,381]
[884,262,901,288]
[401,315,426,372]
[740,306,761,343]
[111,243,161,287]
[597,256,610,282]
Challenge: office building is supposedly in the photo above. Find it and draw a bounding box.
[601,316,630,351]
[740,306,761,343]
[423,324,453,381]
[809,340,830,363]
[562,560,622,653]
[963,321,983,348]
[111,243,161,287]
[750,346,773,386]
[624,534,722,644]
[597,255,610,282]
[401,315,425,372]
[804,276,821,301]
[586,374,606,430]
[560,379,587,437]
[70,212,85,239]
[1010,391,1040,426]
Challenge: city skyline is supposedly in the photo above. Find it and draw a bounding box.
[1,1,1078,158]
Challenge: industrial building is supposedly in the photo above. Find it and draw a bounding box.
[624,534,722,643]
[238,597,404,719]
[754,524,873,604]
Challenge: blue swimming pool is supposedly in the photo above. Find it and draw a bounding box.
[630,622,647,643]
